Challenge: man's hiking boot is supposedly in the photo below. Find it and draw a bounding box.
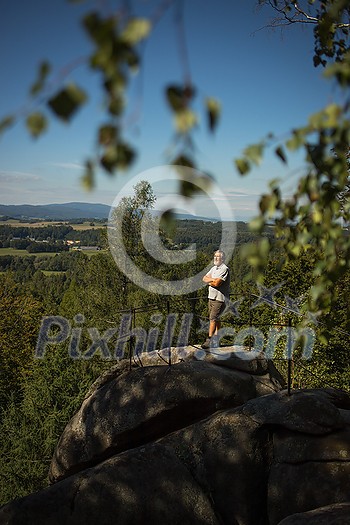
[201,338,211,349]
[201,336,219,349]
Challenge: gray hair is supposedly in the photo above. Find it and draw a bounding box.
[214,250,225,260]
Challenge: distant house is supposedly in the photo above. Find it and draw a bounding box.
[66,240,80,246]
[71,245,100,251]
[80,246,100,251]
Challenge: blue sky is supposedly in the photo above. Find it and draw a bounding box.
[0,0,341,220]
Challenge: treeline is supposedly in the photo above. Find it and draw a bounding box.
[169,220,274,254]
[0,251,85,274]
[0,225,103,249]
[0,225,73,241]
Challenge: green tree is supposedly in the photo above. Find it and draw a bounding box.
[0,274,43,407]
[0,343,105,504]
[108,180,159,299]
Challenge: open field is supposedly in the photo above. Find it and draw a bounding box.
[0,247,108,258]
[69,223,106,231]
[83,249,108,257]
[0,220,106,230]
[41,270,67,276]
[0,248,61,257]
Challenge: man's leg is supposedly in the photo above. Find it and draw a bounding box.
[214,320,221,335]
[209,319,221,337]
[202,301,224,348]
[208,320,216,337]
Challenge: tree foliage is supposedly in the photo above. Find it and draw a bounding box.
[0,343,104,504]
[0,275,43,407]
[258,0,350,66]
[236,0,350,313]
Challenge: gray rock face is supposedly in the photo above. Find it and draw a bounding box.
[242,388,346,434]
[0,352,349,525]
[49,349,284,484]
[0,444,220,525]
[277,503,350,524]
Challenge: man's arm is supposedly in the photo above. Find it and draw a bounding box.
[202,273,224,287]
[209,277,224,288]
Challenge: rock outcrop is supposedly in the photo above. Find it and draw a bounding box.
[0,347,349,525]
[49,346,284,484]
[277,503,350,524]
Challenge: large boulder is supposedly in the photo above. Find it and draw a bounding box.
[277,503,350,524]
[0,352,349,525]
[242,388,346,434]
[0,444,220,525]
[49,348,284,483]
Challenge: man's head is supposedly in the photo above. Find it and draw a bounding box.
[213,250,225,265]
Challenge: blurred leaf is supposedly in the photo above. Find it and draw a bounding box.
[275,145,287,164]
[269,177,281,189]
[121,18,151,45]
[286,129,306,151]
[172,158,211,198]
[166,85,185,111]
[81,161,95,190]
[30,61,51,97]
[100,142,135,173]
[124,48,140,70]
[104,74,126,94]
[165,84,195,112]
[235,157,250,175]
[108,96,124,116]
[312,207,323,224]
[98,125,118,146]
[249,216,265,233]
[243,142,264,165]
[0,115,15,135]
[309,104,341,129]
[83,12,116,46]
[174,109,197,133]
[100,146,118,173]
[26,112,47,138]
[179,179,202,198]
[159,210,177,235]
[171,155,195,169]
[323,103,342,127]
[47,84,87,122]
[324,54,350,86]
[114,143,135,170]
[287,242,302,258]
[259,194,279,216]
[205,97,221,133]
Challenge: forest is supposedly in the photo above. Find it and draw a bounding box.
[0,214,349,505]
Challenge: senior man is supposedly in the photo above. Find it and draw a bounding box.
[201,250,230,349]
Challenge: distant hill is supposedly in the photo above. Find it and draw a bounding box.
[0,203,111,220]
[0,203,220,222]
[0,202,257,224]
